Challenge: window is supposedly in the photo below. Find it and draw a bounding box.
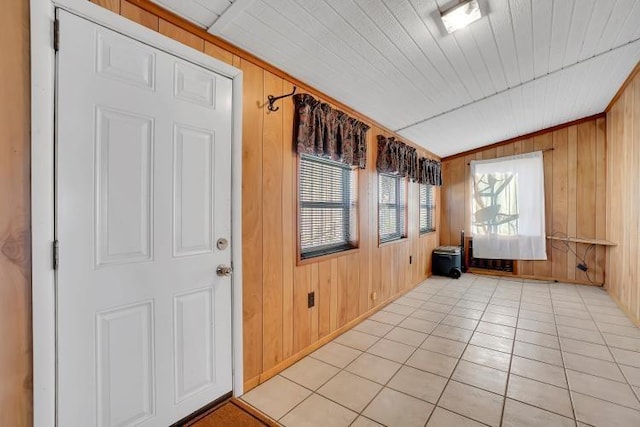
[378,173,406,243]
[299,155,357,259]
[419,183,435,233]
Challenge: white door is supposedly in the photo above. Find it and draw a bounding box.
[56,10,233,426]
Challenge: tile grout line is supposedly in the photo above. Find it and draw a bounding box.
[574,286,640,409]
[499,276,526,426]
[422,275,502,427]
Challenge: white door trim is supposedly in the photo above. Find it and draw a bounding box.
[30,1,244,425]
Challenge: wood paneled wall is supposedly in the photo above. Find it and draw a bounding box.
[93,0,440,391]
[606,65,640,325]
[440,116,607,286]
[0,0,32,425]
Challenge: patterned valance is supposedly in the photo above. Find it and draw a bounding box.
[419,157,443,186]
[377,135,442,186]
[376,135,419,181]
[293,93,370,169]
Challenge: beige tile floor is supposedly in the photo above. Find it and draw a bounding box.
[241,274,640,427]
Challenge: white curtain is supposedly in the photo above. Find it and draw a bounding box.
[471,151,547,260]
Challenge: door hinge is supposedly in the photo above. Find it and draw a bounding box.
[53,240,59,270]
[54,18,60,51]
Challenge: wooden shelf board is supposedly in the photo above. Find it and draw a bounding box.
[547,236,616,246]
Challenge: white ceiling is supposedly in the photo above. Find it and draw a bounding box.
[152,0,640,157]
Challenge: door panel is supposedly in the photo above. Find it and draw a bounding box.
[56,10,233,426]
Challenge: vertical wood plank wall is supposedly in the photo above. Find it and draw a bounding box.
[92,0,441,391]
[440,116,607,286]
[0,0,32,425]
[606,68,640,325]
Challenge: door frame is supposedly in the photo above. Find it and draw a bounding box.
[31,1,244,425]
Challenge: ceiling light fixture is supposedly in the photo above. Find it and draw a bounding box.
[441,0,482,33]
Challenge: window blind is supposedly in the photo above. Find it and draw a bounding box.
[379,173,406,243]
[420,183,435,233]
[299,155,357,259]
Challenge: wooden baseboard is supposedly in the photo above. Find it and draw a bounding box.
[469,269,602,286]
[607,291,640,328]
[242,278,428,392]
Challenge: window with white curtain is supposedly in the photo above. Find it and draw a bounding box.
[471,151,547,260]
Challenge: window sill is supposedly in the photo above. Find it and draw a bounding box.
[378,237,408,248]
[297,247,360,266]
[420,230,437,236]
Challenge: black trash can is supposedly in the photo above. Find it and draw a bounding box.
[432,246,463,279]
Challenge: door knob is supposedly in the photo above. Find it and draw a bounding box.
[216,265,233,277]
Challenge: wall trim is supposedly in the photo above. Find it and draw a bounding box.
[125,0,439,160]
[441,112,607,162]
[605,59,640,112]
[31,1,244,425]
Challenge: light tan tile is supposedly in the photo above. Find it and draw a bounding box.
[456,299,487,311]
[406,348,458,377]
[519,309,555,323]
[310,342,362,368]
[502,398,575,427]
[363,387,434,427]
[516,329,560,349]
[462,344,511,371]
[410,309,446,322]
[383,303,416,316]
[621,364,640,387]
[317,371,381,412]
[420,301,453,314]
[369,310,407,325]
[354,319,395,337]
[566,369,640,410]
[387,365,447,403]
[441,314,479,330]
[563,352,625,382]
[396,296,426,308]
[333,329,379,351]
[280,357,339,390]
[518,318,558,335]
[603,333,640,352]
[521,302,554,314]
[430,295,460,305]
[510,356,567,388]
[385,326,428,347]
[345,353,401,384]
[556,314,598,330]
[398,317,438,334]
[513,340,563,366]
[560,337,614,361]
[405,291,432,301]
[432,324,473,343]
[452,360,508,394]
[470,331,513,353]
[486,304,518,317]
[554,307,591,319]
[439,380,504,426]
[572,391,640,427]
[241,375,311,420]
[421,335,466,358]
[611,348,640,368]
[426,407,486,427]
[367,338,415,363]
[476,321,515,339]
[482,311,518,327]
[351,416,383,427]
[557,325,605,345]
[280,393,357,427]
[507,374,573,418]
[592,313,635,327]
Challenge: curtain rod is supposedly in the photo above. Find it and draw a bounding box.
[466,147,554,165]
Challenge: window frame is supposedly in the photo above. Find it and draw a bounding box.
[297,155,359,263]
[378,172,407,245]
[419,183,436,234]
